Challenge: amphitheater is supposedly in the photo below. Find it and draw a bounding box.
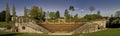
[14,17,106,35]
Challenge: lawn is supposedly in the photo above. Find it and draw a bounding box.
[81,28,120,36]
[0,28,120,36]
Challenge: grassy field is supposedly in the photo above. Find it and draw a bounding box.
[82,28,120,36]
[0,28,120,36]
[0,32,74,36]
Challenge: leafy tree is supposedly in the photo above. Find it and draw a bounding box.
[97,11,100,15]
[42,12,46,21]
[74,13,78,20]
[69,6,76,22]
[24,6,27,17]
[30,6,39,19]
[69,6,75,11]
[64,9,73,22]
[115,11,120,17]
[65,14,72,22]
[56,10,60,18]
[0,11,6,22]
[64,9,69,17]
[29,6,46,21]
[6,3,10,23]
[111,14,113,17]
[84,14,102,21]
[39,7,43,20]
[89,6,95,12]
[12,4,16,23]
[49,12,56,19]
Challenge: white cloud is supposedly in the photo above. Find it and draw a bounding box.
[74,8,79,10]
[80,9,85,12]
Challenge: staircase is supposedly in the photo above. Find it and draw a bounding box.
[73,23,98,34]
[19,21,49,34]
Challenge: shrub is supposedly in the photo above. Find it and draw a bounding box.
[84,14,103,21]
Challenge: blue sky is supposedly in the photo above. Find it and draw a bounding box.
[0,0,120,17]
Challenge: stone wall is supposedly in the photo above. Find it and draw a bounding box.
[73,20,106,34]
[15,23,43,34]
[16,23,43,33]
[14,17,49,34]
[14,16,106,35]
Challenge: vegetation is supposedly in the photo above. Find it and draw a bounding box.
[89,6,95,12]
[56,10,60,19]
[115,11,120,17]
[5,3,10,23]
[69,6,75,11]
[0,28,120,36]
[81,28,120,36]
[30,6,39,20]
[97,11,100,15]
[73,13,78,21]
[38,7,45,21]
[0,11,6,22]
[12,4,16,23]
[108,17,120,24]
[64,9,71,22]
[0,2,120,36]
[0,22,12,29]
[83,14,103,21]
[64,9,69,18]
[48,12,56,20]
[29,6,45,21]
[24,6,28,17]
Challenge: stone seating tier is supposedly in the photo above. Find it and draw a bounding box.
[38,22,85,33]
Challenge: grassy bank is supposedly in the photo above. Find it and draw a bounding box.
[81,28,120,36]
[0,28,120,36]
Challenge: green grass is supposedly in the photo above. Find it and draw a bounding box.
[0,28,120,36]
[0,32,73,36]
[81,28,120,36]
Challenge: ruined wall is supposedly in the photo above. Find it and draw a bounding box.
[73,20,106,34]
[15,23,43,33]
[14,17,47,34]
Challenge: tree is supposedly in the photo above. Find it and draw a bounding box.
[115,11,120,17]
[24,6,27,17]
[74,13,78,20]
[97,11,100,15]
[64,9,69,17]
[0,11,6,22]
[6,3,10,23]
[56,10,60,18]
[39,7,43,20]
[12,4,16,23]
[64,9,72,22]
[42,12,46,21]
[69,6,76,22]
[111,14,113,17]
[49,12,56,19]
[69,6,75,11]
[89,6,95,12]
[30,6,39,19]
[84,14,102,21]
